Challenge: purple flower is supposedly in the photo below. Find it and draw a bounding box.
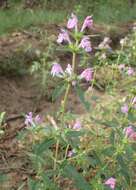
[121,104,129,114]
[79,36,92,52]
[73,120,82,130]
[25,112,33,126]
[67,150,74,158]
[123,126,134,137]
[65,64,72,75]
[34,115,42,124]
[67,13,78,29]
[81,16,93,32]
[127,67,134,76]
[80,68,93,82]
[57,29,71,44]
[104,177,116,190]
[25,112,42,127]
[51,63,63,77]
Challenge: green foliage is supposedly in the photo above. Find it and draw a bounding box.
[30,34,56,97]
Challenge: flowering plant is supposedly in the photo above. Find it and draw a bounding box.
[22,14,136,190]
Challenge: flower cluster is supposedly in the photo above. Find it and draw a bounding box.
[104,177,116,190]
[25,112,42,127]
[51,13,94,83]
[57,13,93,53]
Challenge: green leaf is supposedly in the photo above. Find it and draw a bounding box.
[110,130,115,145]
[63,164,91,190]
[28,178,39,190]
[52,83,66,101]
[117,155,130,185]
[75,86,90,111]
[42,173,61,190]
[128,112,136,122]
[32,138,55,155]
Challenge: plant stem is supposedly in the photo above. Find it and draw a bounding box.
[72,52,76,73]
[61,83,71,118]
[53,51,77,180]
[53,140,59,182]
[64,144,70,159]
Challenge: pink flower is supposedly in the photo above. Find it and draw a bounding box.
[80,68,93,82]
[65,64,72,75]
[51,63,63,77]
[79,36,92,52]
[81,16,93,32]
[73,120,82,130]
[123,126,134,137]
[67,150,74,157]
[25,112,33,126]
[123,126,136,141]
[57,29,71,44]
[127,67,134,76]
[129,132,136,141]
[121,104,129,114]
[25,112,42,126]
[67,13,78,29]
[34,115,42,124]
[104,177,116,190]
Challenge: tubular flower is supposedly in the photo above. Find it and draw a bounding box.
[73,120,82,130]
[104,177,116,190]
[79,36,92,52]
[65,64,72,76]
[129,132,136,140]
[127,67,134,76]
[124,126,136,141]
[34,115,42,124]
[67,13,78,29]
[57,29,71,44]
[51,63,63,77]
[67,150,74,158]
[123,126,134,138]
[81,16,93,32]
[121,104,129,114]
[80,68,93,82]
[25,112,42,126]
[25,112,33,126]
